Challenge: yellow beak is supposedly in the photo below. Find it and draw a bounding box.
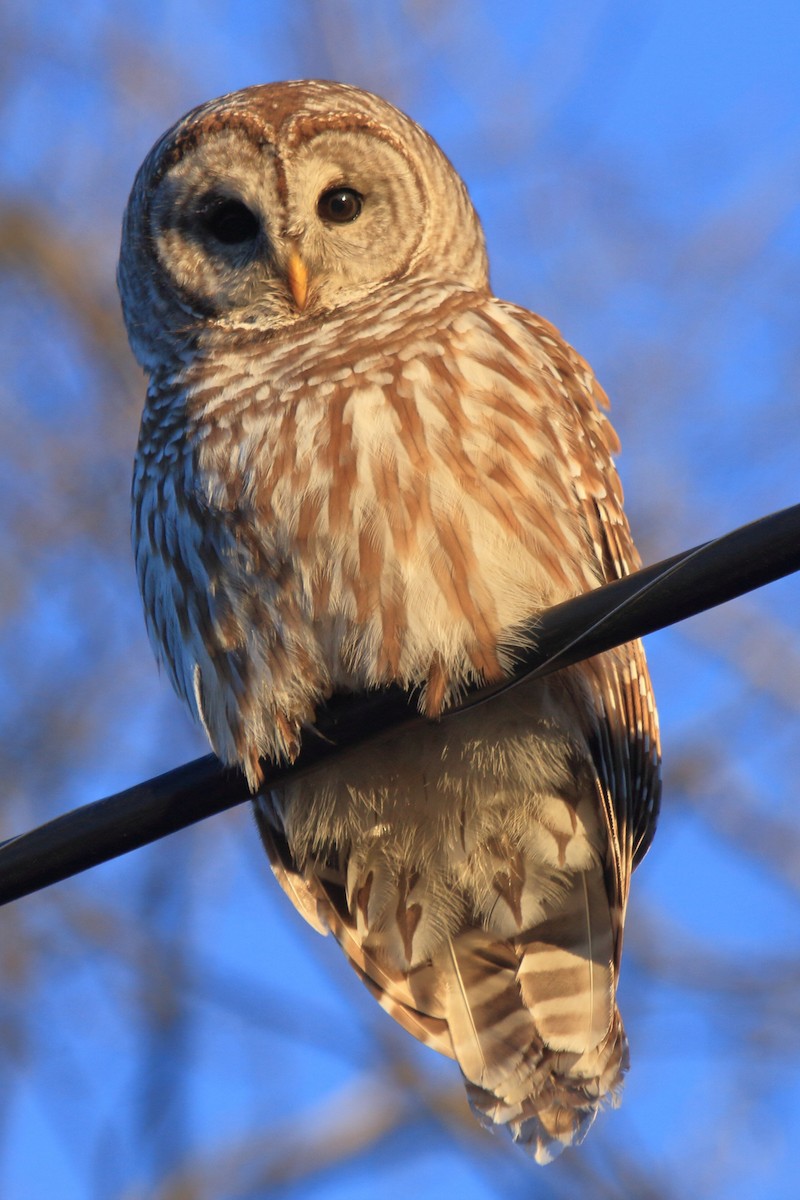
[287,250,309,311]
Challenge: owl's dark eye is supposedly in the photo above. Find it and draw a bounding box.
[317,187,363,224]
[200,197,260,245]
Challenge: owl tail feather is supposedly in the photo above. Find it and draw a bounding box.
[464,1012,628,1164]
[342,915,628,1163]
[254,798,627,1162]
[437,879,627,1163]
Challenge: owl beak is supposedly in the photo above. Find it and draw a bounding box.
[286,250,309,311]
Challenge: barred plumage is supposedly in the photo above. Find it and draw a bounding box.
[119,81,661,1163]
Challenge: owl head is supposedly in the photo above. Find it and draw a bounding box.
[117,80,489,372]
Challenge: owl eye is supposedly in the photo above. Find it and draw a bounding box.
[317,187,363,224]
[200,197,260,245]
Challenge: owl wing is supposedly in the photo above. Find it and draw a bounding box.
[521,309,662,897]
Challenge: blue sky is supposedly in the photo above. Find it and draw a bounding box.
[1,3,799,1198]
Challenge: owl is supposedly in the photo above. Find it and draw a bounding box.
[118,81,660,1163]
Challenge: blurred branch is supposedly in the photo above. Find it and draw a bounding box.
[0,204,138,391]
[0,502,799,906]
[136,1074,411,1200]
[139,1053,681,1200]
[670,748,800,895]
[684,601,800,717]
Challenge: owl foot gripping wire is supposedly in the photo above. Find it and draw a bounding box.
[119,80,660,1163]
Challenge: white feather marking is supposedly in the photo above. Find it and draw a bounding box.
[581,872,597,1049]
[192,663,212,741]
[444,936,488,1084]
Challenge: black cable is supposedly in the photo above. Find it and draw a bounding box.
[1,501,798,907]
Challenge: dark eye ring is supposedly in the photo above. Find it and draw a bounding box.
[200,197,260,245]
[317,187,363,224]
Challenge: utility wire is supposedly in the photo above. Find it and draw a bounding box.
[1,502,798,907]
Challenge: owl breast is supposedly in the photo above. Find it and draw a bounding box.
[134,279,614,780]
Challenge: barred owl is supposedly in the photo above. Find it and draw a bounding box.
[118,81,660,1162]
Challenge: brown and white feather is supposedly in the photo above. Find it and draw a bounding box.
[120,80,661,1163]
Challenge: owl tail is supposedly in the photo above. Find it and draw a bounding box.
[333,874,626,1163]
[255,800,626,1162]
[434,879,623,1161]
[462,1014,628,1165]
